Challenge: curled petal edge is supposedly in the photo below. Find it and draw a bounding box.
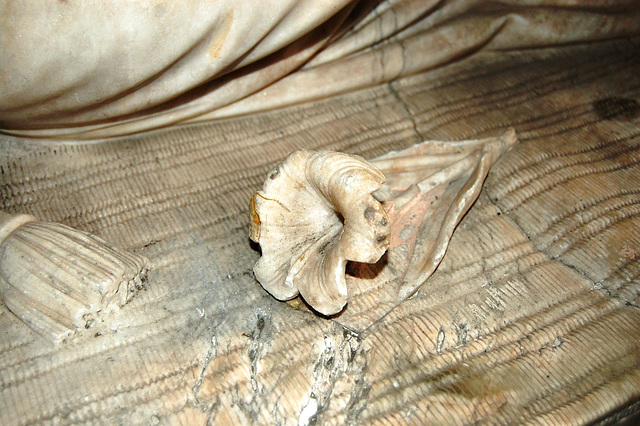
[250,150,390,315]
[250,129,518,318]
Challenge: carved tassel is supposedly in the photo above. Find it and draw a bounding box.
[0,212,149,343]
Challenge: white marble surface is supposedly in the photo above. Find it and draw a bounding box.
[1,0,639,138]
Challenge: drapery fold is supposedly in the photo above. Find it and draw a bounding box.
[1,0,639,139]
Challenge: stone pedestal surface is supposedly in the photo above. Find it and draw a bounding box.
[1,21,640,426]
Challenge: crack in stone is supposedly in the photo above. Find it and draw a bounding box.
[193,331,218,405]
[388,80,425,143]
[488,195,597,281]
[248,324,264,394]
[226,311,272,423]
[301,325,363,425]
[487,194,640,308]
[204,396,220,426]
[344,350,371,425]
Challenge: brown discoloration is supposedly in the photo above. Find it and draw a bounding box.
[592,97,640,121]
[385,185,446,256]
[208,10,234,62]
[620,244,638,260]
[249,192,260,243]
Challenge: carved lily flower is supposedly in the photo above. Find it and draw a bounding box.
[250,130,518,320]
[250,150,390,315]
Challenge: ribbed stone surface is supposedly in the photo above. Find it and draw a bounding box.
[1,39,639,424]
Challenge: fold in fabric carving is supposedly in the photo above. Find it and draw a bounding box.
[250,129,518,315]
[3,0,637,140]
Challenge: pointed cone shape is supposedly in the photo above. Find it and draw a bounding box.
[371,128,518,300]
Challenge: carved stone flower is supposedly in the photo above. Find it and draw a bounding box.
[250,129,518,319]
[250,150,390,315]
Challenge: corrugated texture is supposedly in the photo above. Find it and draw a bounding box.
[1,39,639,424]
[0,219,148,342]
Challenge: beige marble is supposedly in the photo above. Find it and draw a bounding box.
[1,0,639,139]
[1,1,640,424]
[0,212,148,343]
